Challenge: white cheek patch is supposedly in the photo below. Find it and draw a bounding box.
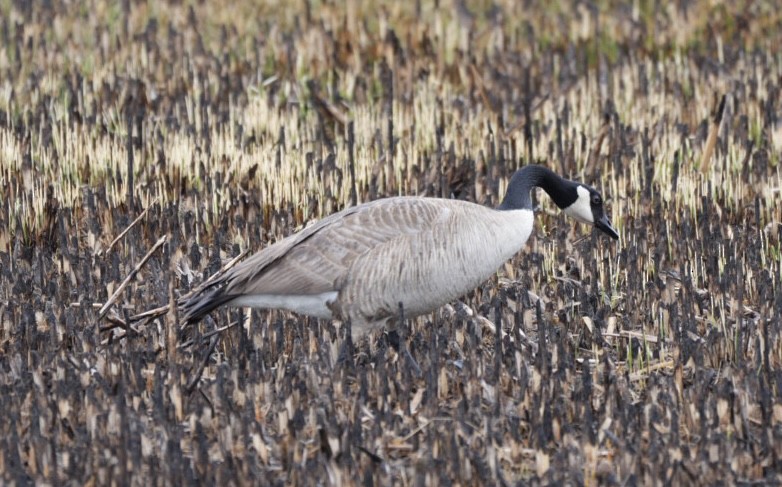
[563,185,594,224]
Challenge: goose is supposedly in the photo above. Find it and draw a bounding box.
[181,164,619,337]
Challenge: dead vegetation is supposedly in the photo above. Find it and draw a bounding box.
[1,0,782,484]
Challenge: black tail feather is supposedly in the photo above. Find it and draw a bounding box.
[180,283,235,325]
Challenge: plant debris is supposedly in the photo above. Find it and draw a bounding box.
[1,1,781,484]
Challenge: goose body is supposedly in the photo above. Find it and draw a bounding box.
[181,165,618,337]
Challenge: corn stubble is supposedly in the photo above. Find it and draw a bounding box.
[1,1,781,485]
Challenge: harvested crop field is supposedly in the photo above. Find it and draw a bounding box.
[2,0,782,485]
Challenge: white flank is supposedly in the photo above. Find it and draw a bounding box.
[228,292,338,319]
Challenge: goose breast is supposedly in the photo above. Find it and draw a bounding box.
[336,202,534,332]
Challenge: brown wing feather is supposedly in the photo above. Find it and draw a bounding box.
[223,197,450,296]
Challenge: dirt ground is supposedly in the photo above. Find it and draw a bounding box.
[1,1,781,485]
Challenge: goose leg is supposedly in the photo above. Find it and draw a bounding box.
[390,303,423,377]
[336,322,355,367]
[336,322,372,369]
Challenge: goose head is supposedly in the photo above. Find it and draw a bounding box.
[500,165,619,240]
[561,184,619,240]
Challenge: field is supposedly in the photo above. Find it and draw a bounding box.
[1,0,782,484]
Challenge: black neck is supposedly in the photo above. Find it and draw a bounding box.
[498,165,576,211]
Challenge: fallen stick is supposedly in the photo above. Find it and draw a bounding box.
[100,316,152,345]
[127,304,169,322]
[99,312,130,333]
[178,320,240,349]
[700,94,726,173]
[629,359,676,382]
[185,334,219,394]
[100,198,159,256]
[585,114,611,173]
[115,249,249,323]
[98,235,167,320]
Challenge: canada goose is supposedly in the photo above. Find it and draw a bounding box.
[181,165,618,337]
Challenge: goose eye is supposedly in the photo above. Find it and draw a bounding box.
[591,194,601,205]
